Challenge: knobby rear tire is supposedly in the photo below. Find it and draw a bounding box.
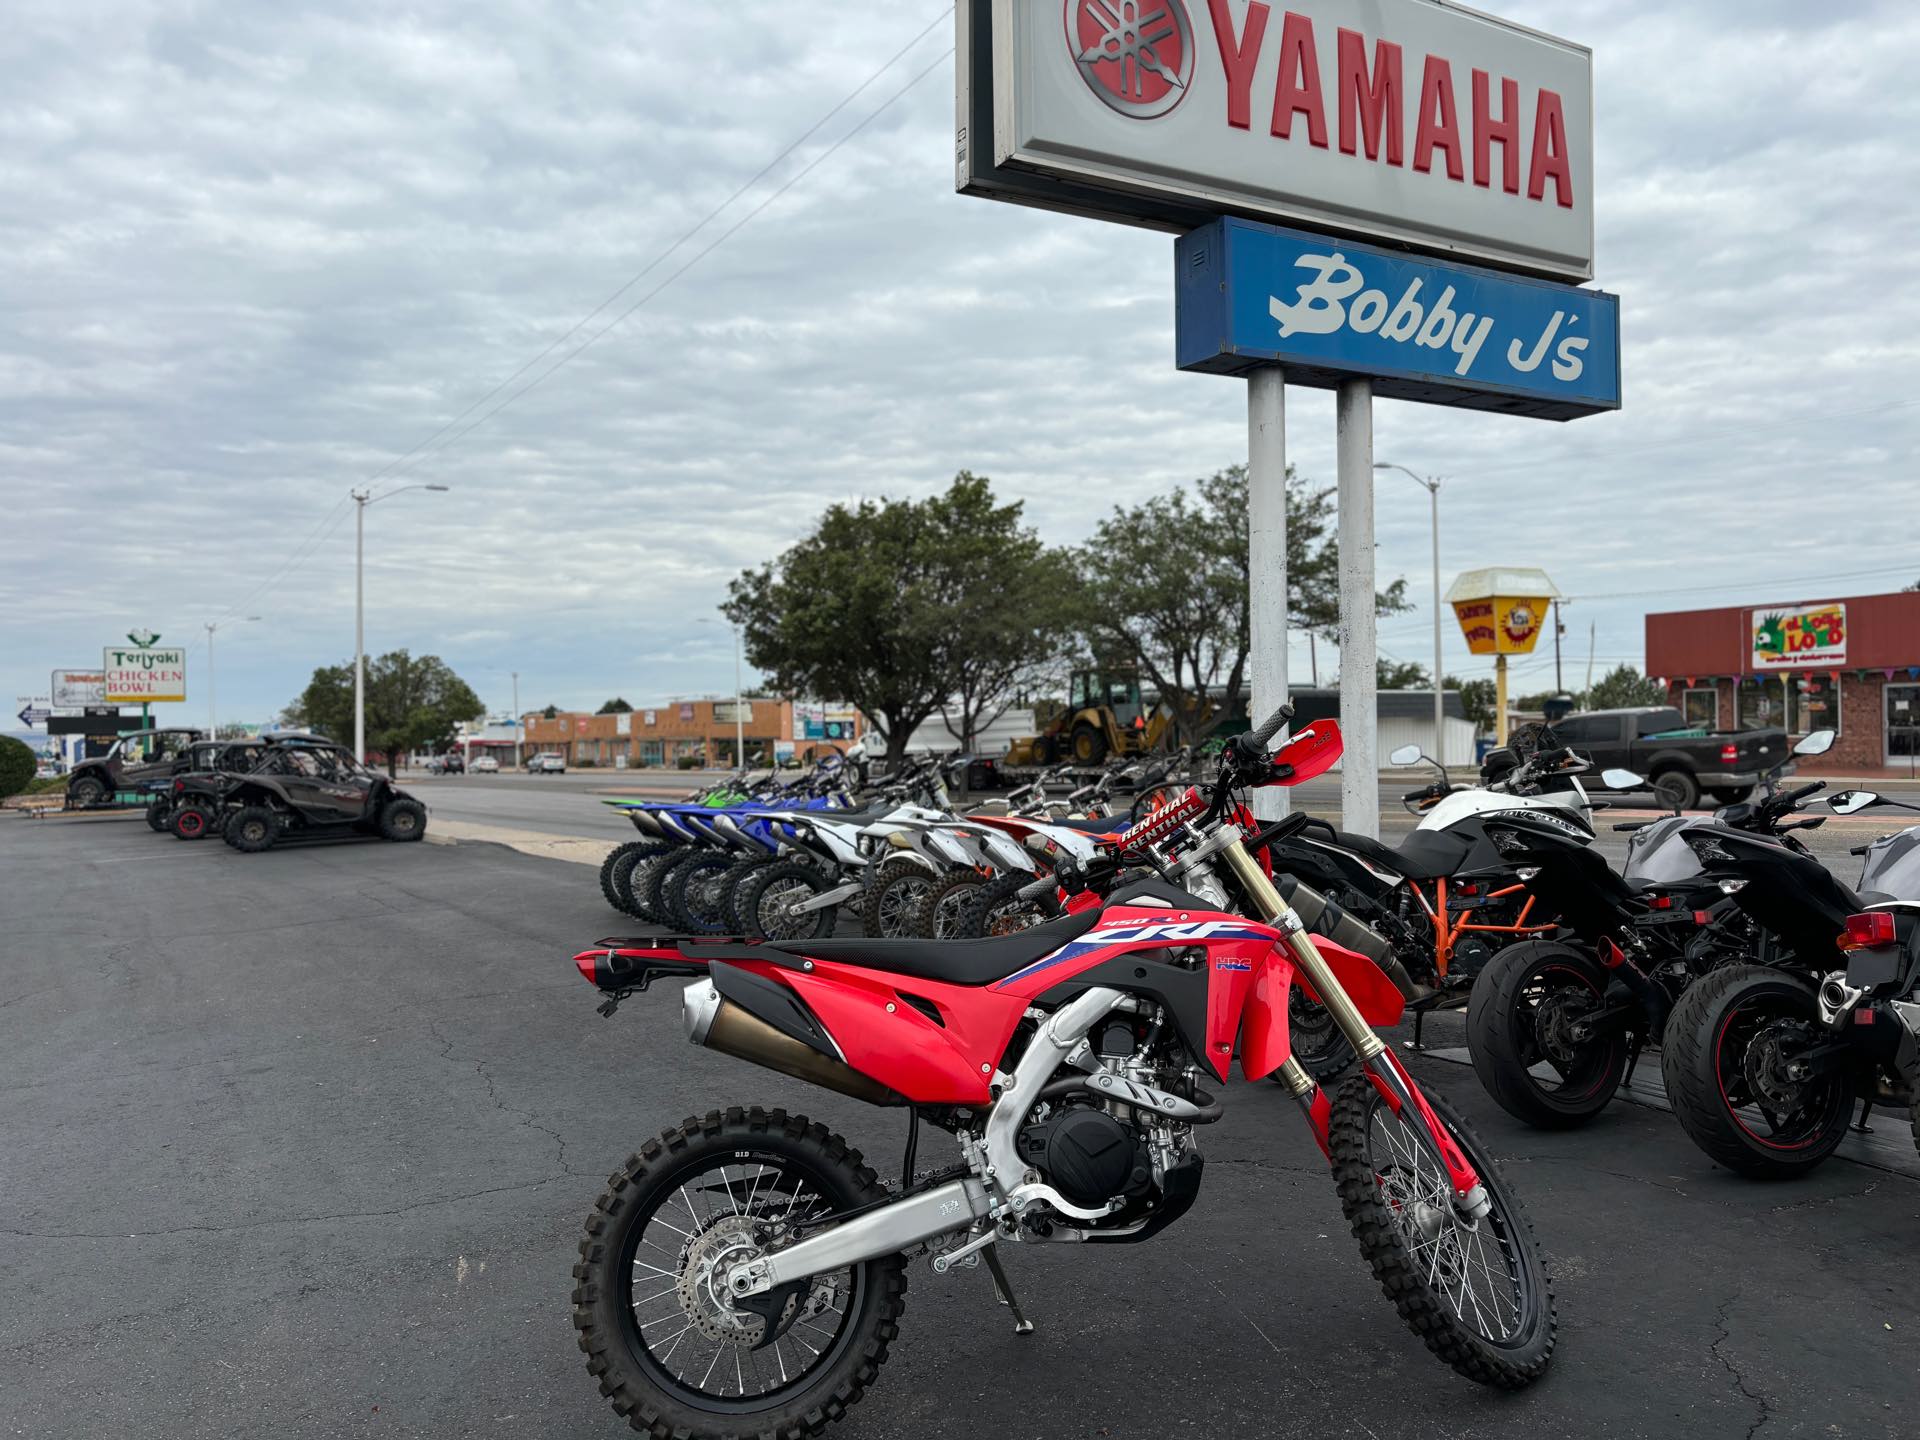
[571,1106,908,1440]
[951,870,1060,938]
[1329,1073,1556,1388]
[227,804,278,853]
[861,860,935,939]
[145,799,171,832]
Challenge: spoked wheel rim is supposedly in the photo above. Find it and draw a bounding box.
[1514,963,1622,1101]
[757,878,819,941]
[981,897,1046,936]
[929,879,983,938]
[619,1152,860,1411]
[685,861,733,929]
[1365,1099,1532,1348]
[875,876,932,937]
[1713,999,1846,1151]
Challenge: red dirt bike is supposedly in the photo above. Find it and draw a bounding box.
[569,707,1556,1439]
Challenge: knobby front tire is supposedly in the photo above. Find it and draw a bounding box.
[572,1107,908,1440]
[1329,1073,1556,1388]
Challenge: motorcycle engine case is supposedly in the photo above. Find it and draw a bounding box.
[1016,1106,1150,1208]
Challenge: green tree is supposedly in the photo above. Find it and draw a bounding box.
[1376,658,1432,690]
[922,475,1075,750]
[596,697,633,714]
[1076,465,1409,742]
[289,650,483,777]
[1587,664,1667,711]
[541,704,558,720]
[726,473,1070,766]
[1445,676,1498,732]
[0,735,34,799]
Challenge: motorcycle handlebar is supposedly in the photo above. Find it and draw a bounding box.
[1248,702,1296,749]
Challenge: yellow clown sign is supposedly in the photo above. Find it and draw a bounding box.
[1445,568,1562,742]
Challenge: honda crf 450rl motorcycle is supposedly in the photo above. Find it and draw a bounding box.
[568,709,1554,1439]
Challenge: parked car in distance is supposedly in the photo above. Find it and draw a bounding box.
[1554,705,1792,810]
[528,752,566,774]
[469,755,499,773]
[425,752,466,775]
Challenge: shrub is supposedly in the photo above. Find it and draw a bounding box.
[0,737,35,799]
[676,755,703,770]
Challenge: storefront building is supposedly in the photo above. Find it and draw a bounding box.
[520,698,861,769]
[1646,590,1920,771]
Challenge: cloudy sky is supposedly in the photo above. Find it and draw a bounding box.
[5,0,1918,735]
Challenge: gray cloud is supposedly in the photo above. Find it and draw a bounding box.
[4,0,1917,730]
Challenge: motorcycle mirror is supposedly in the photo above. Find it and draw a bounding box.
[1600,768,1644,790]
[1388,744,1423,767]
[1827,790,1880,815]
[1792,728,1835,757]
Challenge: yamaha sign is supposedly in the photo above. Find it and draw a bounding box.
[959,0,1595,281]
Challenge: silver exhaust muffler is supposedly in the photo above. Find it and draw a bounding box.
[683,979,900,1106]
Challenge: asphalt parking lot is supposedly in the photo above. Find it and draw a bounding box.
[5,813,1919,1439]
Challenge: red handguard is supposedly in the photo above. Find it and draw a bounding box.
[1104,784,1205,853]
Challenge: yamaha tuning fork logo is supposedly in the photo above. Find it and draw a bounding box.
[1065,0,1194,119]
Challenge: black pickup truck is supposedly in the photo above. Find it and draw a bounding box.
[1553,706,1789,810]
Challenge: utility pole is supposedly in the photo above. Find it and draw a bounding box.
[1552,599,1566,693]
[511,671,521,769]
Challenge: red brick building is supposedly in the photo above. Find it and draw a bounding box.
[1646,589,1920,772]
[520,698,861,769]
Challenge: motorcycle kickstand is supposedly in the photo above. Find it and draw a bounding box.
[979,1243,1034,1336]
[1406,1007,1426,1052]
[1621,1037,1643,1091]
[1852,1098,1874,1135]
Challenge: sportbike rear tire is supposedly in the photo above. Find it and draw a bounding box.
[1467,941,1629,1129]
[1329,1072,1555,1388]
[1658,964,1851,1179]
[668,853,738,935]
[572,1106,908,1440]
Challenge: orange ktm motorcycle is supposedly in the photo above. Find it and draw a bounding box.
[568,708,1555,1440]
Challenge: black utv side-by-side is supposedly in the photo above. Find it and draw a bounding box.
[66,728,205,809]
[214,743,428,853]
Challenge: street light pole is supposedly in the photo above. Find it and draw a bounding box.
[732,625,744,764]
[1376,463,1445,766]
[512,670,521,769]
[205,616,261,740]
[351,483,450,763]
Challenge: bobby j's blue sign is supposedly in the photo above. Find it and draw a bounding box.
[1175,219,1620,420]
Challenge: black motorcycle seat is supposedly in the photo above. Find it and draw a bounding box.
[1319,826,1472,881]
[768,908,1104,986]
[1046,815,1131,834]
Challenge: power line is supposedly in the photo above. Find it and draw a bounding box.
[377,45,955,483]
[361,6,955,490]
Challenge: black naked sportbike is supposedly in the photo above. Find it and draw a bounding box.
[1658,789,1920,1176]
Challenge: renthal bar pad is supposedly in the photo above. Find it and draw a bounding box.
[1103,785,1205,854]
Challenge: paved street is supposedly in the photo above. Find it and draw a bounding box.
[5,812,1918,1439]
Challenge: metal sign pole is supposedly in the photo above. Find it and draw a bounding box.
[1246,367,1289,821]
[1336,379,1379,837]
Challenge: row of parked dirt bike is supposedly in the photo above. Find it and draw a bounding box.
[130,733,429,852]
[595,722,1920,1181]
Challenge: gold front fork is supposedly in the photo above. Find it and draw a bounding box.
[1218,833,1387,1067]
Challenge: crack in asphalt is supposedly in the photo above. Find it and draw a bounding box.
[1708,1293,1774,1440]
[1767,1178,1883,1212]
[426,1018,582,1179]
[0,1173,571,1241]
